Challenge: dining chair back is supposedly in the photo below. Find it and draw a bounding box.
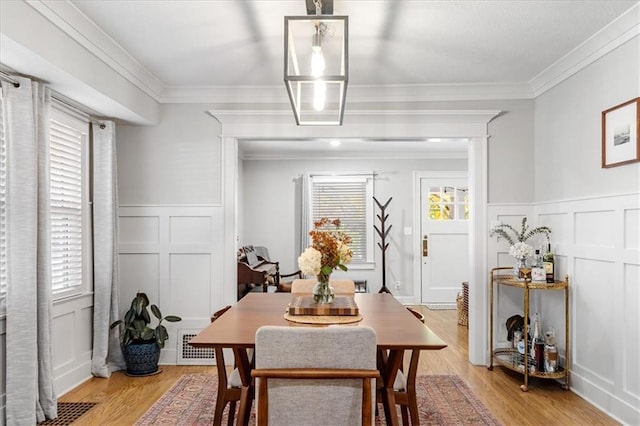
[291,278,356,294]
[210,305,242,426]
[253,325,379,426]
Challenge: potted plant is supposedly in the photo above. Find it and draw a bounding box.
[110,292,182,376]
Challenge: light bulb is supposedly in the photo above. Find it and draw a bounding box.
[311,46,325,77]
[313,79,326,111]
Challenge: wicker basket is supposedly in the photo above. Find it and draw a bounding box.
[457,281,469,327]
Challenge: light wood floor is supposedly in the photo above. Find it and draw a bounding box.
[62,308,618,425]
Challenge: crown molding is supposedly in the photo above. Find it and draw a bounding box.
[162,82,534,104]
[529,3,640,97]
[27,0,165,100]
[23,0,639,106]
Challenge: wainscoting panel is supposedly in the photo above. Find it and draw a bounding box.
[170,254,213,319]
[119,215,159,245]
[574,210,615,247]
[490,192,640,425]
[573,257,616,387]
[623,263,639,400]
[118,206,224,365]
[51,294,94,396]
[624,208,639,250]
[118,253,161,307]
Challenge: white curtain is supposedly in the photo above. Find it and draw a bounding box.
[3,77,57,424]
[296,173,310,257]
[91,121,125,377]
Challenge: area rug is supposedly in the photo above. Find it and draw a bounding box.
[136,373,500,425]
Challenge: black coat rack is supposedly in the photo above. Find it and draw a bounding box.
[373,197,392,294]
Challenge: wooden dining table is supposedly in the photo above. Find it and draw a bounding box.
[189,292,447,426]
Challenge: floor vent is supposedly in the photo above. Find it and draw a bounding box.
[37,402,97,425]
[177,329,216,365]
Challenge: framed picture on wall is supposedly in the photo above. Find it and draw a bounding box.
[602,97,640,168]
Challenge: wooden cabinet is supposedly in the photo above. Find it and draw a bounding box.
[488,267,570,392]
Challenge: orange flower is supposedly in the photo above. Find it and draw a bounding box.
[299,217,353,282]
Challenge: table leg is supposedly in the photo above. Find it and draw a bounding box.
[233,348,254,426]
[379,349,403,426]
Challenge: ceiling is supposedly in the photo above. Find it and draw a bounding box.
[68,0,636,91]
[4,1,638,157]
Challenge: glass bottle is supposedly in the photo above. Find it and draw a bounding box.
[544,329,559,373]
[543,243,555,283]
[531,313,544,372]
[531,248,545,282]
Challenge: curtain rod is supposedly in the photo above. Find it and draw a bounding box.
[0,71,20,88]
[1,69,106,128]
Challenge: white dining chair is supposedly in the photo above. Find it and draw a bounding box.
[252,325,378,426]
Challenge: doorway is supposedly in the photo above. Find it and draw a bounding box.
[417,172,469,306]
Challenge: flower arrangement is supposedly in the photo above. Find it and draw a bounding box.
[298,217,353,283]
[509,241,534,260]
[489,217,551,250]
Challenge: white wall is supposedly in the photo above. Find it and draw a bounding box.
[117,104,222,205]
[116,105,226,365]
[487,36,640,424]
[241,158,467,298]
[535,38,640,201]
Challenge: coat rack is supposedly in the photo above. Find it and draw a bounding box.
[373,197,392,294]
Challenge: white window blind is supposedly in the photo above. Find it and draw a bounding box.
[50,117,84,293]
[0,92,7,312]
[309,174,374,265]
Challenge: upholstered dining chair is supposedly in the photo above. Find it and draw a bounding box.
[252,325,379,426]
[210,306,242,426]
[377,307,425,426]
[291,278,356,293]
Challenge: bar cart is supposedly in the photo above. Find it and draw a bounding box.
[488,267,570,392]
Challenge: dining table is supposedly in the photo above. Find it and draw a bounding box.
[189,292,447,426]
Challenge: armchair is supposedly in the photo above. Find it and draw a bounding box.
[237,246,280,300]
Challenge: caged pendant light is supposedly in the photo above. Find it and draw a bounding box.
[284,0,348,125]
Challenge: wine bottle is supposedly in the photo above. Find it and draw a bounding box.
[543,243,554,283]
[531,313,545,372]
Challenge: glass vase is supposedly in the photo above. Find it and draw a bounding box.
[514,257,527,279]
[312,279,335,304]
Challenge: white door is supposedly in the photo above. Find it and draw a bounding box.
[420,176,469,305]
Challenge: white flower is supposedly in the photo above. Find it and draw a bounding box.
[337,241,352,265]
[509,242,533,259]
[298,247,322,276]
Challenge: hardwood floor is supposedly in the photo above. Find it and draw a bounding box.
[61,308,618,425]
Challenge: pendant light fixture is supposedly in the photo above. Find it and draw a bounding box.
[284,0,348,125]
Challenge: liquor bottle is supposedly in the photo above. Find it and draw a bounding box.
[531,313,545,372]
[543,243,555,283]
[544,329,558,373]
[531,248,546,282]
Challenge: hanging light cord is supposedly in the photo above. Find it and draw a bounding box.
[314,0,322,15]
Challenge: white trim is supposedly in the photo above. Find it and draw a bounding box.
[530,3,640,97]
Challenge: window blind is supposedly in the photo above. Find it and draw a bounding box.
[311,179,367,262]
[0,93,7,310]
[50,119,84,292]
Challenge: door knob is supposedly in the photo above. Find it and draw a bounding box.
[422,235,428,257]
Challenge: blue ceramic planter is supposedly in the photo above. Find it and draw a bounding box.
[123,341,160,376]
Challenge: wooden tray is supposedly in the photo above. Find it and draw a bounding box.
[288,295,359,316]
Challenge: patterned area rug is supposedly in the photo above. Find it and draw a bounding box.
[136,373,500,425]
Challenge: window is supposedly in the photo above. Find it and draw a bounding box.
[428,186,469,221]
[307,173,374,266]
[50,103,91,299]
[0,91,7,313]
